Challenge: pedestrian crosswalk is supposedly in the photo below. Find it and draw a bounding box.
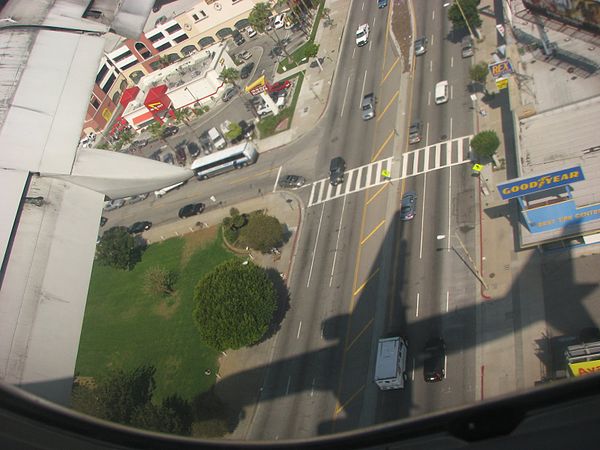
[307,135,472,207]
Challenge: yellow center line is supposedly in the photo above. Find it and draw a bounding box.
[353,267,380,297]
[366,182,390,206]
[335,385,365,416]
[346,318,374,351]
[229,168,275,185]
[387,178,407,321]
[360,219,385,246]
[371,129,395,162]
[376,89,400,122]
[380,56,399,85]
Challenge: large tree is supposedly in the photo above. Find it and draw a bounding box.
[95,226,138,270]
[238,211,285,253]
[219,67,241,89]
[471,130,500,159]
[193,260,277,350]
[249,2,293,61]
[448,0,482,31]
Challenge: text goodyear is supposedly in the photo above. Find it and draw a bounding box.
[497,166,585,200]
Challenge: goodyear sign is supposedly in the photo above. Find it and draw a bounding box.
[497,166,585,200]
[488,59,514,78]
[569,359,600,377]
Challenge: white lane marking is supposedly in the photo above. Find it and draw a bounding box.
[330,195,347,287]
[450,116,453,139]
[427,91,431,106]
[444,355,448,379]
[273,165,283,192]
[450,83,454,100]
[419,173,427,259]
[446,291,450,312]
[426,122,430,145]
[448,164,452,252]
[432,10,435,20]
[360,69,368,106]
[311,378,316,397]
[429,60,432,72]
[369,39,373,51]
[286,376,291,394]
[297,321,302,339]
[373,15,376,28]
[307,204,325,287]
[362,1,365,10]
[412,358,415,381]
[451,56,454,68]
[340,76,352,117]
[416,292,420,317]
[431,34,434,45]
[353,47,356,59]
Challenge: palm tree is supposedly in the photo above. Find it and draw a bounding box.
[249,3,294,62]
[219,67,241,89]
[147,122,165,141]
[172,107,193,130]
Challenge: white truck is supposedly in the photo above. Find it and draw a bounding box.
[374,336,408,390]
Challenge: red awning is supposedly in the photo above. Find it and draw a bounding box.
[120,86,140,107]
[145,84,168,103]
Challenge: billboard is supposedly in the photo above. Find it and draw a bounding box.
[497,166,585,200]
[568,359,600,377]
[489,60,514,78]
[523,0,600,33]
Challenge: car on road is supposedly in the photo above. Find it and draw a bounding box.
[178,203,205,219]
[414,37,427,56]
[409,121,422,144]
[423,337,446,383]
[221,86,237,102]
[104,199,125,211]
[361,93,376,120]
[269,80,291,92]
[378,0,388,7]
[163,125,179,137]
[240,62,255,79]
[127,221,152,234]
[400,192,417,220]
[329,156,346,186]
[356,23,369,47]
[279,175,306,189]
[273,13,285,29]
[245,25,257,38]
[237,50,252,61]
[461,35,474,58]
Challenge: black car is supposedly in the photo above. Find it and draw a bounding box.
[329,156,346,186]
[163,126,179,138]
[240,62,255,79]
[400,191,417,220]
[149,150,162,161]
[423,337,446,383]
[187,141,200,157]
[127,221,152,234]
[178,203,205,218]
[409,121,422,144]
[199,132,213,154]
[222,86,237,102]
[174,145,187,165]
[279,175,306,189]
[377,0,388,7]
[232,30,245,46]
[239,120,255,137]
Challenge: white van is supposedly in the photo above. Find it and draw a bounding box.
[435,80,449,104]
[207,127,226,150]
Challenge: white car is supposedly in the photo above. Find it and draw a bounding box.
[356,23,369,47]
[246,26,257,38]
[273,13,285,30]
[237,50,252,61]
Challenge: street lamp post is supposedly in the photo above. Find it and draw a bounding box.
[436,233,488,289]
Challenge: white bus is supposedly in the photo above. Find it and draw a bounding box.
[191,141,258,179]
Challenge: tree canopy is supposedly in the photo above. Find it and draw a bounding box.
[471,130,500,159]
[96,226,139,270]
[238,211,285,253]
[447,0,482,31]
[469,61,488,85]
[193,259,277,350]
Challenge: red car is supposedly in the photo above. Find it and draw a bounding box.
[268,80,291,93]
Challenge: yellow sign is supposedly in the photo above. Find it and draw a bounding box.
[496,77,509,90]
[101,108,112,122]
[472,163,483,172]
[569,359,600,377]
[245,75,267,93]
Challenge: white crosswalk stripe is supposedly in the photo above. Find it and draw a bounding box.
[307,135,472,207]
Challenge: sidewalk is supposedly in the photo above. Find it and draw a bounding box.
[256,0,350,152]
[474,0,548,399]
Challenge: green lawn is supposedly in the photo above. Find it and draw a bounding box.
[76,230,236,401]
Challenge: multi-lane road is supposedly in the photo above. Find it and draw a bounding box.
[104,0,482,440]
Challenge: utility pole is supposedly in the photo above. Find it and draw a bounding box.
[455,0,478,40]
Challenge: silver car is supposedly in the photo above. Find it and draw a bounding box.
[461,36,474,58]
[361,93,375,120]
[414,37,427,56]
[400,192,417,220]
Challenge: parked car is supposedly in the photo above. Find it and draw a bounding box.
[149,150,162,161]
[220,119,232,136]
[400,191,417,220]
[130,139,148,150]
[256,103,273,117]
[378,0,388,7]
[329,157,346,186]
[423,337,446,383]
[461,35,474,58]
[240,62,255,79]
[126,193,149,205]
[233,30,245,46]
[279,175,306,189]
[222,86,237,102]
[273,13,285,29]
[361,93,376,120]
[409,121,422,144]
[355,23,370,47]
[237,50,252,61]
[199,132,213,154]
[414,37,427,56]
[162,153,174,165]
[127,221,152,234]
[178,203,205,219]
[239,120,255,137]
[245,25,257,38]
[174,145,187,165]
[163,125,179,137]
[103,199,125,211]
[187,141,201,157]
[269,80,291,92]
